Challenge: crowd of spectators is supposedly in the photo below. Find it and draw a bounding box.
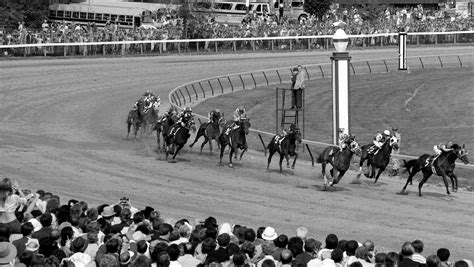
[0,177,472,267]
[1,5,473,46]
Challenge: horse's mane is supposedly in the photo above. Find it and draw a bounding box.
[451,144,461,150]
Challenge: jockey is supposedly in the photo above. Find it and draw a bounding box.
[226,106,247,135]
[433,141,454,156]
[370,129,390,154]
[176,107,193,127]
[208,109,221,123]
[426,141,454,167]
[328,128,350,157]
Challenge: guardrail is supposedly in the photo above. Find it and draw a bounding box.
[0,31,473,58]
[168,53,474,169]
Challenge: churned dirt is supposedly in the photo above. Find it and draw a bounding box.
[0,48,473,259]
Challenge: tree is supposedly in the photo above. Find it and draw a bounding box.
[0,0,48,31]
[303,0,332,21]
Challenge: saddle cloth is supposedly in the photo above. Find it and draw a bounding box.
[425,155,440,175]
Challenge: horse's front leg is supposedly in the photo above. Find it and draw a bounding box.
[450,173,458,193]
[229,147,235,168]
[219,142,226,165]
[322,163,329,187]
[439,172,451,195]
[285,153,290,169]
[291,152,298,169]
[374,167,385,183]
[356,158,365,179]
[239,144,248,160]
[333,170,346,185]
[172,144,184,160]
[279,153,284,173]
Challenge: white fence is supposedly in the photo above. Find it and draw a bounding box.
[0,31,473,57]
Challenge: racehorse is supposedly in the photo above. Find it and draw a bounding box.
[154,115,176,151]
[218,118,251,167]
[164,119,196,161]
[356,136,399,183]
[317,136,361,188]
[126,100,144,139]
[189,115,222,154]
[141,102,160,135]
[401,144,469,196]
[266,126,302,173]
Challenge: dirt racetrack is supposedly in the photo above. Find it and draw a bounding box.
[1,47,473,259]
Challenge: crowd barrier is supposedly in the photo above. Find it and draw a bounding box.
[0,31,473,58]
[168,53,474,169]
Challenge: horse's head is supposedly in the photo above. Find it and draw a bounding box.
[455,144,469,164]
[293,128,302,144]
[389,136,399,150]
[240,118,251,135]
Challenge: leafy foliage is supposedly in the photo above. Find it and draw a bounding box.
[0,0,48,31]
[303,0,332,20]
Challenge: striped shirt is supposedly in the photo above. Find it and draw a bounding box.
[412,253,426,264]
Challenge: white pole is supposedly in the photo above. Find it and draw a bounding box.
[331,52,351,145]
[398,31,407,70]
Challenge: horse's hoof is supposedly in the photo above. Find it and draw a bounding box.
[454,189,457,193]
[291,166,295,170]
[229,164,234,168]
[447,191,451,195]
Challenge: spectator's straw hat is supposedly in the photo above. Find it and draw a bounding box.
[0,242,17,264]
[25,239,40,252]
[262,227,278,241]
[101,206,115,218]
[68,252,93,267]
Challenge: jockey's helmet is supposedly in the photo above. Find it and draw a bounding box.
[383,130,390,136]
[237,106,245,113]
[392,126,398,131]
[184,107,192,113]
[338,128,344,133]
[215,109,220,113]
[144,90,152,96]
[447,141,453,148]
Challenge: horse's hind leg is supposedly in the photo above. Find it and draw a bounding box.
[127,122,131,140]
[285,153,290,169]
[402,171,417,193]
[200,138,209,154]
[267,148,276,170]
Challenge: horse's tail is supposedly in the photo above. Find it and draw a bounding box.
[403,159,417,175]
